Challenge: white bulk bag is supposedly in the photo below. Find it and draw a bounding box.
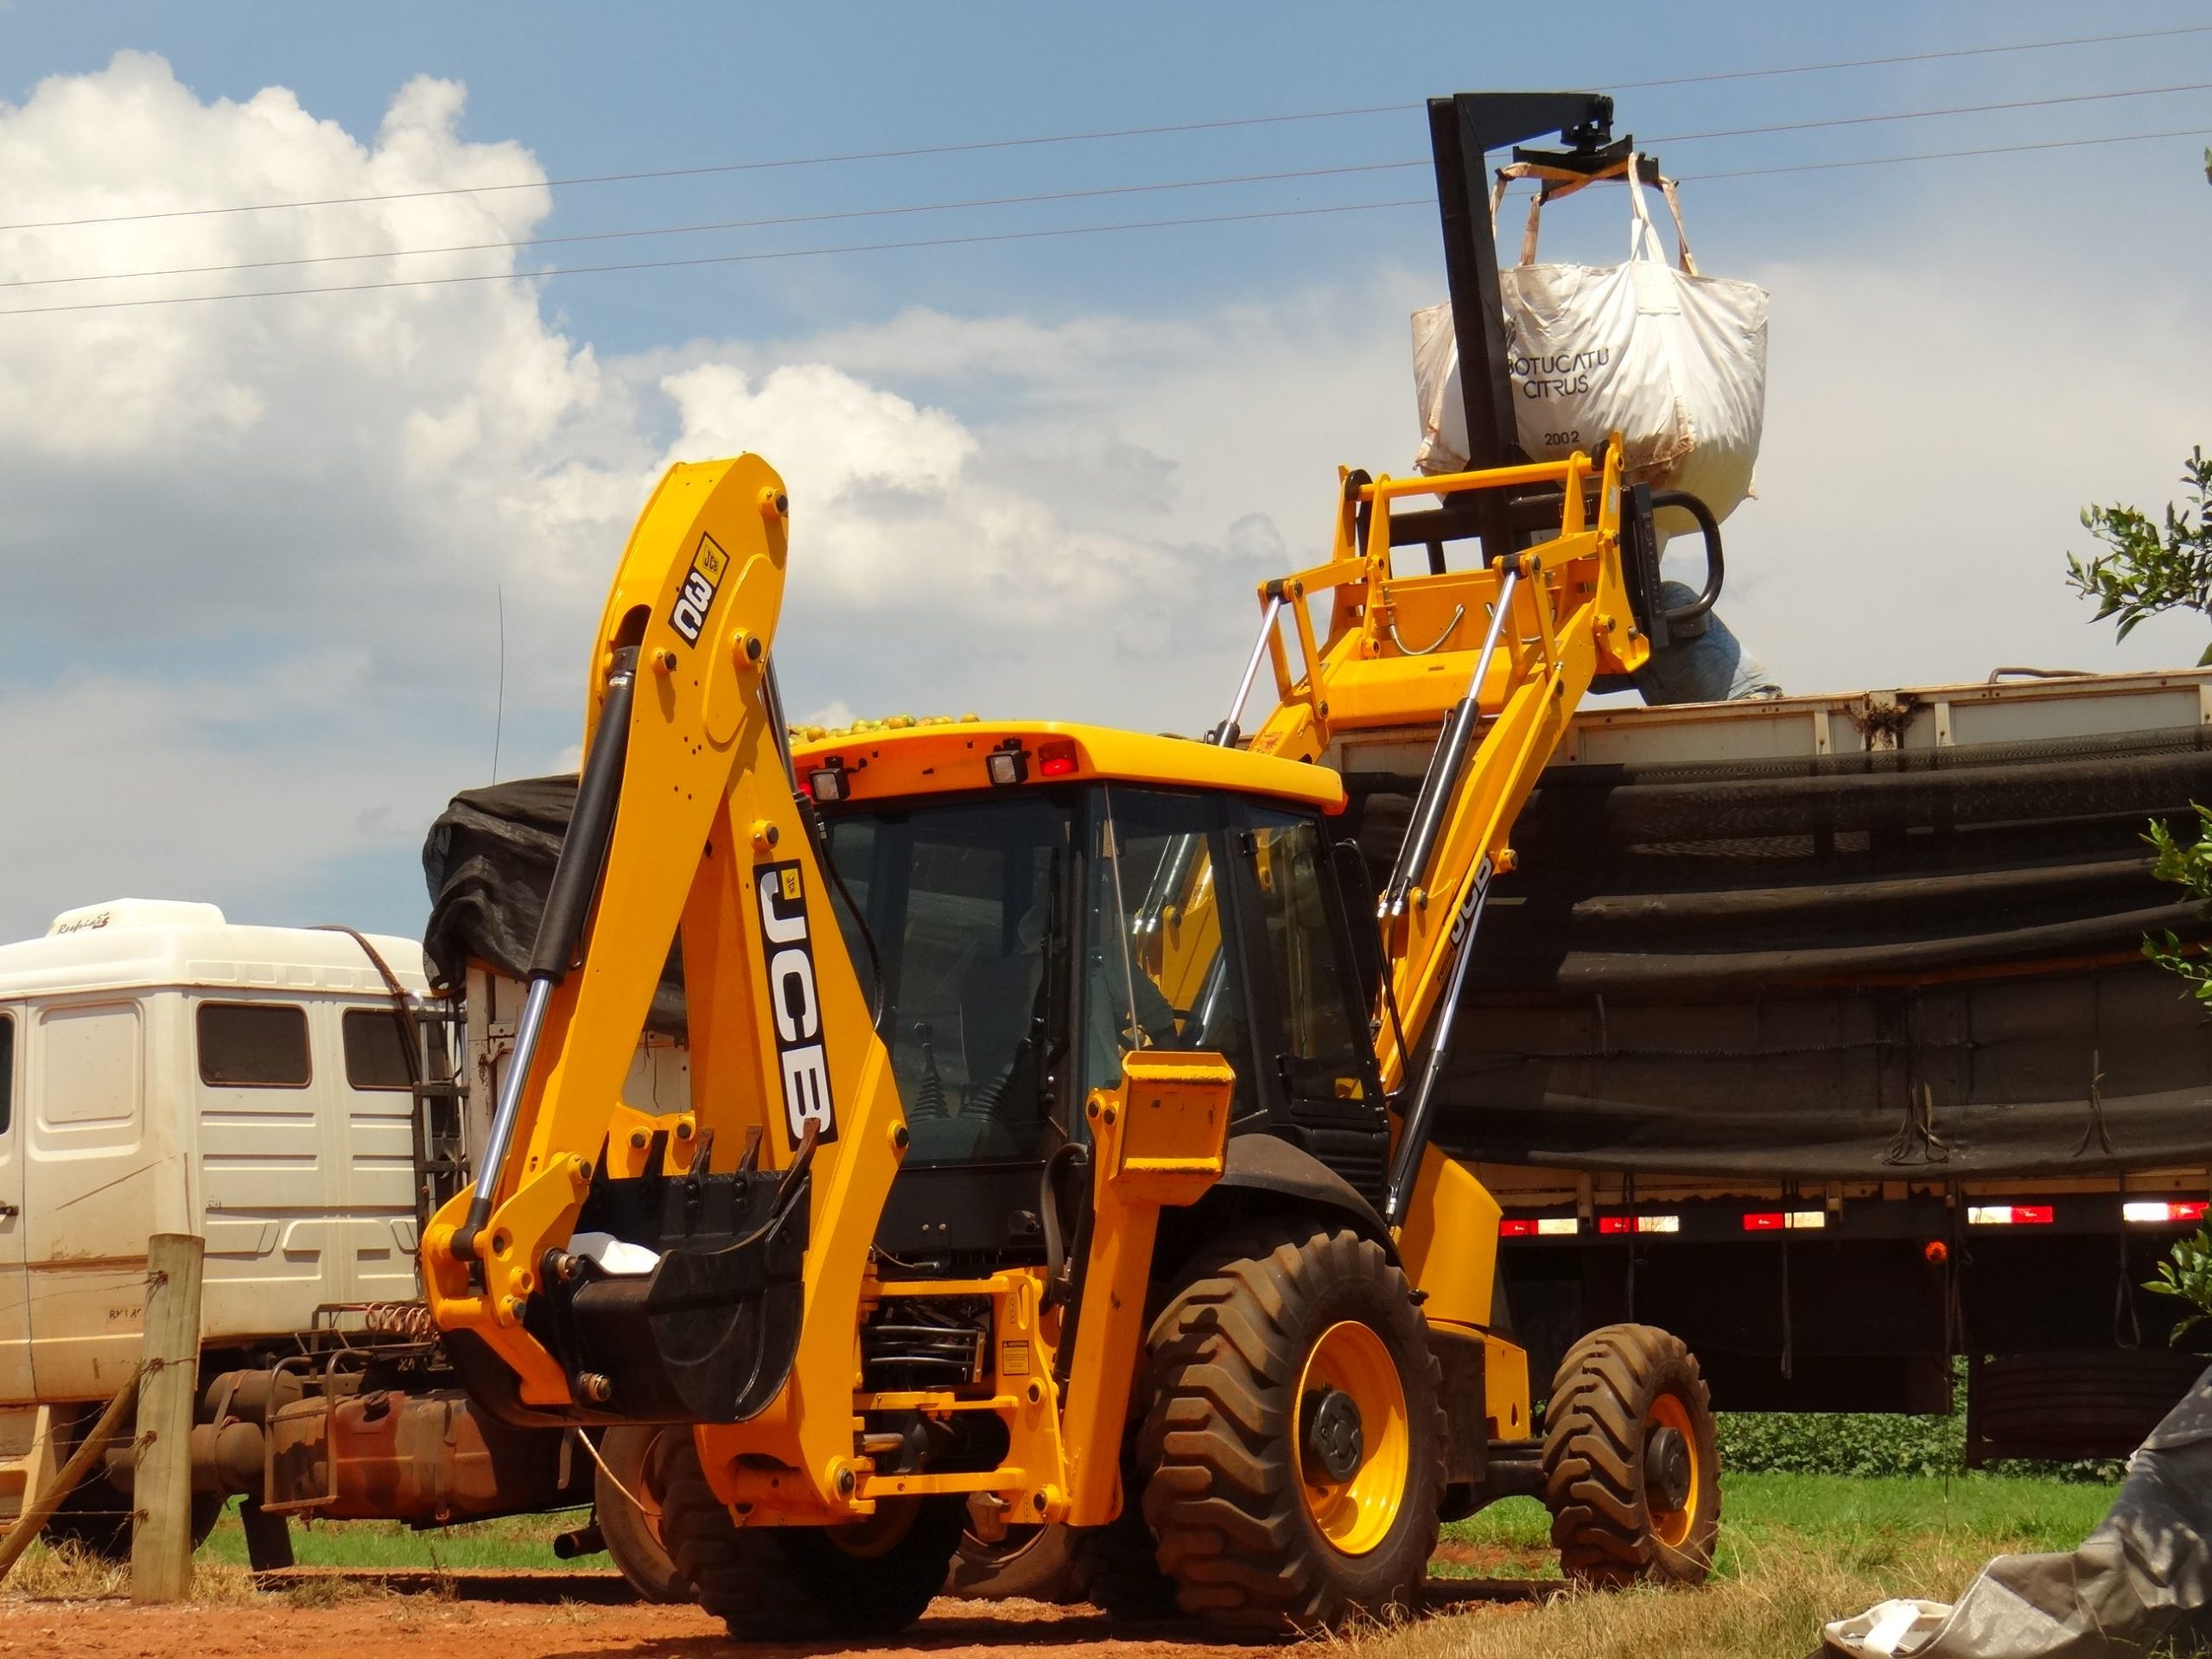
[1413,163,1768,528]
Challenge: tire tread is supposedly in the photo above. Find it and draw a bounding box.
[1540,1322,1720,1588]
[1137,1224,1446,1634]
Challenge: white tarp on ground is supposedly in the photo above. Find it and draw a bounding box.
[1824,1363,2212,1658]
[1414,163,1769,531]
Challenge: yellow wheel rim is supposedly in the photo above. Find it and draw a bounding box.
[1646,1392,1701,1548]
[828,1497,919,1560]
[1292,1319,1409,1557]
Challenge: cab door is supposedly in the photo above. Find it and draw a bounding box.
[1221,803,1392,1208]
[27,999,158,1398]
[0,1009,27,1402]
[1078,786,1262,1122]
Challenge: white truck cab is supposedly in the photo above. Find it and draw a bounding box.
[0,899,433,1521]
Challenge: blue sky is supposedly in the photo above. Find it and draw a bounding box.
[0,4,2206,941]
[4,3,2200,344]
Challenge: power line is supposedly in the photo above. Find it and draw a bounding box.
[0,198,1437,318]
[0,22,2203,237]
[5,117,2209,321]
[0,105,1412,236]
[1679,123,2212,181]
[14,79,2210,295]
[1652,79,2212,146]
[0,159,1430,290]
[1608,22,2212,91]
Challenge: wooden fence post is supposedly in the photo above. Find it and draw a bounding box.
[130,1233,203,1604]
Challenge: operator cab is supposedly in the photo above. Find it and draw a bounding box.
[798,722,1388,1273]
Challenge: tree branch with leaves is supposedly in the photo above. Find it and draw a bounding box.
[2069,437,2212,1344]
[2066,448,2212,662]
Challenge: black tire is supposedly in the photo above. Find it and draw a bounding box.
[944,1522,1079,1601]
[1540,1322,1720,1587]
[594,1425,687,1605]
[1137,1224,1446,1634]
[660,1435,964,1639]
[1071,1493,1181,1621]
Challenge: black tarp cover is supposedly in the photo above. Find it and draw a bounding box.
[421,724,2212,1180]
[420,774,689,1037]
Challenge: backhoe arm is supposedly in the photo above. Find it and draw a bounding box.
[423,456,910,1515]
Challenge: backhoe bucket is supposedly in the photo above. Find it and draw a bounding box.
[537,1154,809,1423]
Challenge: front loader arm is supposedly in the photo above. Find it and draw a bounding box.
[423,456,910,1514]
[1243,447,1655,1229]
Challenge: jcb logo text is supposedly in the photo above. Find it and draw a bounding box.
[758,860,838,1144]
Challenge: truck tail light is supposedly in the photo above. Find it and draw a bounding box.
[1743,1211,1824,1231]
[2123,1200,2207,1225]
[1967,1205,2054,1226]
[1497,1216,1580,1238]
[1598,1215,1679,1235]
[1037,739,1078,778]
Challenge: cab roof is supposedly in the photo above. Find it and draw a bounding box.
[790,719,1345,813]
[0,899,428,1001]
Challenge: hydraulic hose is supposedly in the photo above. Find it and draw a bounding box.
[453,648,638,1263]
[1382,847,1501,1227]
[1381,565,1520,918]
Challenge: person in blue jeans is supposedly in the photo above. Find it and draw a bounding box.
[1632,579,1781,704]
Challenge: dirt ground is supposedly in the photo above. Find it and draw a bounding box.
[0,1581,1535,1659]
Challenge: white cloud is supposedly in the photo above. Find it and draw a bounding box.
[0,657,476,931]
[0,56,1409,941]
[0,54,2206,948]
[1726,250,2212,691]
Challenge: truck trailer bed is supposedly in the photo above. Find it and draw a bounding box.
[1332,668,2212,1436]
[1334,668,2212,1182]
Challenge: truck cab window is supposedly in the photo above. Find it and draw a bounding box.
[197,1002,311,1088]
[0,1012,11,1132]
[342,1007,414,1090]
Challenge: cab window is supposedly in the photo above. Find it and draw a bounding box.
[197,1002,311,1088]
[342,1007,415,1090]
[0,1011,12,1132]
[825,797,1074,1165]
[1080,787,1258,1122]
[1238,808,1370,1103]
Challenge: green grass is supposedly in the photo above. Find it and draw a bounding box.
[188,1470,2118,1581]
[1376,1471,2128,1659]
[1436,1471,2118,1585]
[197,1503,594,1572]
[16,1469,2129,1659]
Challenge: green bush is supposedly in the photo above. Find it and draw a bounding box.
[1718,1403,1965,1479]
[1715,1362,2121,1483]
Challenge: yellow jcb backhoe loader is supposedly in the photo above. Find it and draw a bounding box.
[419,449,1728,1636]
[423,90,1729,1637]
